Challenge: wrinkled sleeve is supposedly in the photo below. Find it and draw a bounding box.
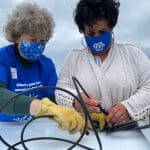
[55,51,79,107]
[0,83,33,115]
[122,47,150,120]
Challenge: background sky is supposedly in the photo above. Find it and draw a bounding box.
[0,0,150,72]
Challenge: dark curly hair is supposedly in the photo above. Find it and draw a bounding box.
[74,0,120,32]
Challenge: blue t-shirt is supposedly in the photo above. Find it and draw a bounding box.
[0,44,58,122]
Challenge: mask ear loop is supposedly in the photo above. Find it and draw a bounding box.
[111,31,115,43]
[81,36,87,47]
[108,31,115,50]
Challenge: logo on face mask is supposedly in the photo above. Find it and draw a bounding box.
[93,42,105,51]
[85,31,112,53]
[18,42,46,61]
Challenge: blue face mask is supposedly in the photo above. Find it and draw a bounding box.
[84,31,112,53]
[18,42,46,61]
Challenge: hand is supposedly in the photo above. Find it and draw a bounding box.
[107,103,130,125]
[30,99,41,116]
[36,98,85,134]
[74,92,101,113]
[82,113,111,131]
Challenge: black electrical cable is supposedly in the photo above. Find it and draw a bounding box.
[0,77,100,150]
[7,116,94,150]
[105,121,138,132]
[0,86,90,150]
[105,119,150,132]
[72,76,107,115]
[1,76,149,149]
[8,137,94,150]
[72,77,150,135]
[72,77,102,150]
[0,135,18,150]
[133,124,150,130]
[20,115,90,150]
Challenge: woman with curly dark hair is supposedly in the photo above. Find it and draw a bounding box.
[56,0,150,129]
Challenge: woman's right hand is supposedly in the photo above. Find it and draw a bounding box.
[73,92,101,113]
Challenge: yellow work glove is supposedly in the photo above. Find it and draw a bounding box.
[36,98,85,134]
[83,113,111,131]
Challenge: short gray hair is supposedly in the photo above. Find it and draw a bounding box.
[4,1,55,42]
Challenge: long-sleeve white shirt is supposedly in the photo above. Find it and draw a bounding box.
[55,41,150,120]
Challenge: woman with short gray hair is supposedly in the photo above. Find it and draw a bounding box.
[0,1,57,122]
[0,1,84,134]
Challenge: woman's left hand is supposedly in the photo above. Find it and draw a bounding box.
[107,103,130,125]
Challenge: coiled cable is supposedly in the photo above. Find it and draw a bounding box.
[0,76,102,150]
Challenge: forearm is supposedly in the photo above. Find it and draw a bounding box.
[0,83,57,116]
[0,85,33,115]
[122,87,150,120]
[55,51,78,107]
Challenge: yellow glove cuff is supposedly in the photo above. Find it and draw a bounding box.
[35,97,56,116]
